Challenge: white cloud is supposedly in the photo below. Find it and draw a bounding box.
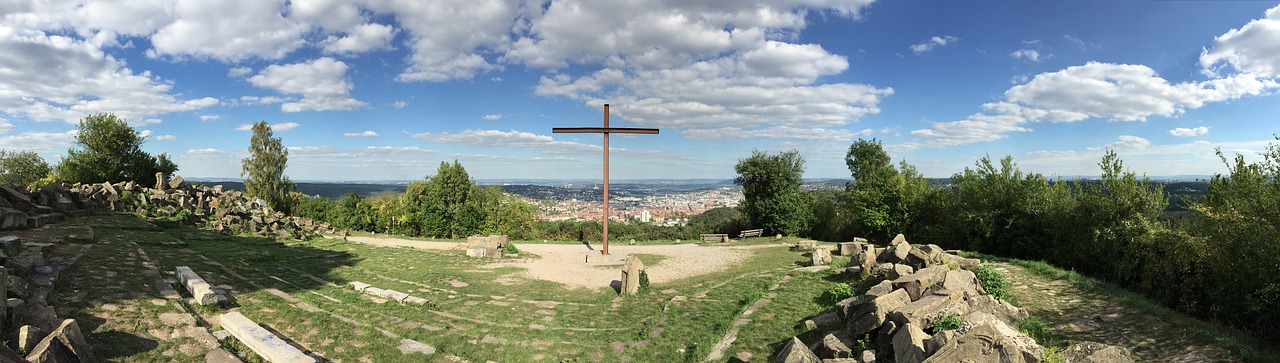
[322,23,396,54]
[199,114,223,121]
[0,25,218,124]
[368,0,517,81]
[0,130,77,152]
[0,118,10,134]
[481,114,508,120]
[391,101,408,109]
[1201,4,1280,77]
[1088,135,1151,151]
[1170,126,1210,137]
[1010,49,1041,62]
[154,134,176,141]
[683,126,873,141]
[343,130,380,137]
[149,0,305,61]
[909,62,1277,148]
[361,146,433,156]
[227,66,252,78]
[234,122,299,132]
[910,35,959,54]
[238,96,288,105]
[247,57,367,112]
[186,148,240,158]
[413,129,601,154]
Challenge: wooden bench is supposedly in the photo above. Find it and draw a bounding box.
[738,229,764,238]
[700,233,729,242]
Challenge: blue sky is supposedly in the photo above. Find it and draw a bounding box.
[2,0,1280,180]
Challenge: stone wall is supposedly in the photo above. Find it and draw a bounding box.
[0,176,342,238]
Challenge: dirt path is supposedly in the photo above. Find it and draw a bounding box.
[994,262,1238,362]
[344,236,782,289]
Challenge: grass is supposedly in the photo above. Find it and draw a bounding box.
[962,251,1278,363]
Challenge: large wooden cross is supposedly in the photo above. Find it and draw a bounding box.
[553,104,659,255]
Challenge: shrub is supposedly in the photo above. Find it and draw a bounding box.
[930,313,963,333]
[828,283,856,303]
[503,242,519,254]
[638,270,650,293]
[970,263,1014,303]
[1018,315,1053,346]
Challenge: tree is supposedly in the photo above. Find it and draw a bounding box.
[56,113,177,185]
[843,139,933,242]
[0,150,52,188]
[734,150,813,236]
[241,121,295,214]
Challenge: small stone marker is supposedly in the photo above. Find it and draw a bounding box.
[175,266,221,305]
[620,255,645,294]
[219,311,316,363]
[812,248,832,266]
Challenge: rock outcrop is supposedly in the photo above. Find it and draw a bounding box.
[780,234,1048,363]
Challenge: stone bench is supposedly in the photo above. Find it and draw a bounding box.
[175,266,222,305]
[738,229,764,238]
[700,233,729,242]
[219,312,316,363]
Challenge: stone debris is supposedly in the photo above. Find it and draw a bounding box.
[348,281,429,305]
[25,318,99,363]
[219,311,316,363]
[783,234,1048,363]
[175,266,224,306]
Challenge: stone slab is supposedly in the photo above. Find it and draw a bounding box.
[218,312,316,363]
[175,266,220,305]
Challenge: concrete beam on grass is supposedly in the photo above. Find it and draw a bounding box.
[219,311,316,363]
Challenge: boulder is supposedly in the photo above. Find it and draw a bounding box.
[888,291,969,329]
[155,172,166,190]
[923,323,1029,363]
[620,255,645,295]
[924,330,955,356]
[836,242,857,256]
[892,265,949,301]
[966,295,1027,328]
[939,269,982,298]
[0,208,26,230]
[847,289,911,337]
[168,175,185,189]
[940,253,981,269]
[793,241,817,251]
[891,322,930,363]
[17,325,46,353]
[25,319,98,363]
[771,337,820,363]
[811,332,854,359]
[1061,341,1136,363]
[885,264,915,280]
[811,248,832,266]
[0,186,31,211]
[960,312,1045,362]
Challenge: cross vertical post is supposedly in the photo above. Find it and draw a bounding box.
[553,104,659,255]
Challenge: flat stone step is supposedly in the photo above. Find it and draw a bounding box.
[218,312,316,363]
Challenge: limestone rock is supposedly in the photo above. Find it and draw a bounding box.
[168,175,184,189]
[923,323,1028,363]
[891,322,929,363]
[885,264,915,280]
[1062,341,1136,363]
[811,248,832,266]
[939,269,981,297]
[620,255,645,295]
[959,312,1044,363]
[26,319,98,363]
[0,208,27,230]
[892,265,949,301]
[772,337,819,363]
[966,295,1027,328]
[889,292,969,329]
[17,325,46,353]
[811,332,854,359]
[847,289,911,337]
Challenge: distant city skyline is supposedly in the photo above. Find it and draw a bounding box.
[2,1,1280,180]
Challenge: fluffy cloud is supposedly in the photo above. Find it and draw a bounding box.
[683,126,872,141]
[248,57,366,112]
[481,114,508,120]
[234,122,299,131]
[344,130,380,137]
[1170,126,1210,137]
[413,129,601,154]
[1201,4,1280,77]
[199,115,223,121]
[1010,49,1041,62]
[149,0,305,61]
[0,25,218,124]
[0,130,78,152]
[910,35,959,54]
[910,62,1276,148]
[368,0,517,82]
[154,134,176,141]
[0,118,10,134]
[322,23,396,54]
[1088,135,1151,151]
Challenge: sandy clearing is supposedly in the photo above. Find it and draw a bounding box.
[343,236,786,289]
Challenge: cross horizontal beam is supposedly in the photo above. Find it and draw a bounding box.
[552,127,659,134]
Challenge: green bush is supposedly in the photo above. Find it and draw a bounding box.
[930,313,963,333]
[827,283,856,303]
[1018,315,1053,346]
[638,270,650,293]
[970,263,1014,303]
[503,242,519,254]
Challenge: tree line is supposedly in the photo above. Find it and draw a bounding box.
[730,138,1280,343]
